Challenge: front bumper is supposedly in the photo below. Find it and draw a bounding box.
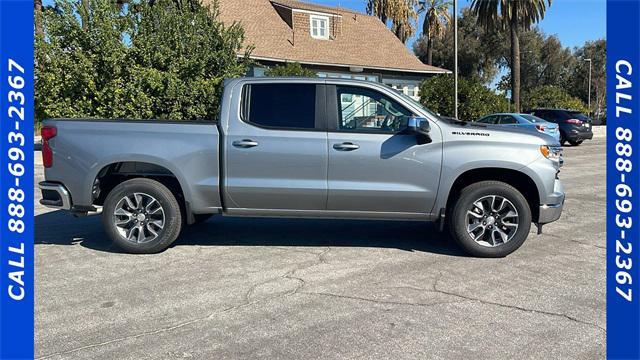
[538,178,565,224]
[39,181,72,210]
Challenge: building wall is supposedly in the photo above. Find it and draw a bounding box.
[292,12,310,36]
[290,10,341,39]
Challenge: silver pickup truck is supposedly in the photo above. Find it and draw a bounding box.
[39,77,564,257]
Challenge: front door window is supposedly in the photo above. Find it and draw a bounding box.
[336,86,412,133]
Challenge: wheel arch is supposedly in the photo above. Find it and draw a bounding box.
[90,160,191,221]
[444,168,541,223]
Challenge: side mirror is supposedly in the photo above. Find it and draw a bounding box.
[407,116,431,135]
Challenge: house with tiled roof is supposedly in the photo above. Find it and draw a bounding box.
[214,0,449,99]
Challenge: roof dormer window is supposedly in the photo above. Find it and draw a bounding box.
[310,15,329,40]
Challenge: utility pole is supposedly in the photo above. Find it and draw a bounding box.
[453,0,458,119]
[584,58,592,116]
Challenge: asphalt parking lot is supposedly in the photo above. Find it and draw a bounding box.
[35,135,606,359]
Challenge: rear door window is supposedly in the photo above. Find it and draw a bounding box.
[244,83,317,129]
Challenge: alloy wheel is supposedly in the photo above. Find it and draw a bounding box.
[113,192,165,243]
[466,195,519,247]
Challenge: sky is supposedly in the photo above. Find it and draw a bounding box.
[42,0,606,49]
[313,0,606,49]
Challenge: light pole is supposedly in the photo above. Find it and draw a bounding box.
[584,58,592,116]
[453,0,458,119]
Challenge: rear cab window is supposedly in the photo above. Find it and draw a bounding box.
[242,83,320,130]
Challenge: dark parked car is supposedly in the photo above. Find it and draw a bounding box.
[527,109,593,146]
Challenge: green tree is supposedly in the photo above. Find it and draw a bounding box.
[264,62,316,77]
[566,39,606,117]
[471,0,552,112]
[35,0,250,122]
[495,29,575,93]
[414,8,504,84]
[417,0,451,65]
[420,75,508,121]
[522,85,588,113]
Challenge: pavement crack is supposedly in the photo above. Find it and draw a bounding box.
[430,272,606,334]
[299,291,463,308]
[37,248,332,360]
[36,302,239,360]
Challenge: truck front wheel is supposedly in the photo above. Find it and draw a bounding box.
[449,181,532,257]
[102,178,182,254]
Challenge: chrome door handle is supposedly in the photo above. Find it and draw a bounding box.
[232,139,259,148]
[333,142,360,151]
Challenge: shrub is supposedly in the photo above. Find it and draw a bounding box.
[264,62,316,77]
[522,85,588,113]
[419,75,509,121]
[35,0,251,122]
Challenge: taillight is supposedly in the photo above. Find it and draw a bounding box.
[535,124,546,132]
[565,118,583,125]
[41,126,57,168]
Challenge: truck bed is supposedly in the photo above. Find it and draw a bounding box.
[41,119,222,214]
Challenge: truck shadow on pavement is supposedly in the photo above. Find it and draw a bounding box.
[35,210,466,256]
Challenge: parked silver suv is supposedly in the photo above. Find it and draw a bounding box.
[39,78,564,257]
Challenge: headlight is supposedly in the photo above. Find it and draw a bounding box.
[540,145,563,166]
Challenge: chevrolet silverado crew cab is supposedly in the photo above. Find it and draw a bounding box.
[39,78,565,257]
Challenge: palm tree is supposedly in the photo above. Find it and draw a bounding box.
[418,0,451,65]
[367,0,390,23]
[471,0,552,112]
[367,0,418,44]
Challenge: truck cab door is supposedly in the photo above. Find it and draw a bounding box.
[325,84,442,218]
[223,82,328,213]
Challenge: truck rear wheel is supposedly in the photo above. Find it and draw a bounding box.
[102,178,182,254]
[449,181,531,257]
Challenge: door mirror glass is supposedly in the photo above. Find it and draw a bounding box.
[407,117,430,134]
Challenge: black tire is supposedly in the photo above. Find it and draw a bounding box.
[192,214,214,224]
[102,178,182,254]
[448,181,532,257]
[568,139,583,146]
[559,132,567,146]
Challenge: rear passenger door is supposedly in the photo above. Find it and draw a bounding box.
[223,82,328,212]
